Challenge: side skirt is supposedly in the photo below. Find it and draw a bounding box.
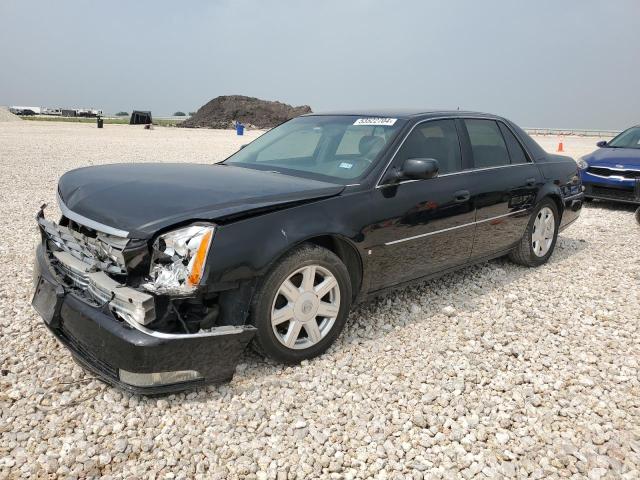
[360,247,514,302]
[559,216,579,232]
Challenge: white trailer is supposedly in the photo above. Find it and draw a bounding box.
[42,108,62,116]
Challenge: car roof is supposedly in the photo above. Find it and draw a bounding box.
[303,109,502,120]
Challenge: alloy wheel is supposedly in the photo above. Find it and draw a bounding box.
[271,265,341,350]
[531,206,555,257]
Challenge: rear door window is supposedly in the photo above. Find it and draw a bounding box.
[465,119,510,168]
[498,122,529,164]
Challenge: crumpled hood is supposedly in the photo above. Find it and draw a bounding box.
[58,163,344,238]
[584,147,640,167]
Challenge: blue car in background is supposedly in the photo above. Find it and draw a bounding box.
[578,125,640,204]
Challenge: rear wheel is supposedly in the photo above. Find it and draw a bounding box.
[509,199,559,267]
[250,244,352,363]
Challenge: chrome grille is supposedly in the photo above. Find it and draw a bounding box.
[38,217,128,275]
[37,215,156,325]
[587,166,640,179]
[51,250,156,325]
[56,258,90,289]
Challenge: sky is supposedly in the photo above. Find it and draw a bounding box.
[1,0,639,129]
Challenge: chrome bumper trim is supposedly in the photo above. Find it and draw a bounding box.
[122,316,248,339]
[563,192,584,201]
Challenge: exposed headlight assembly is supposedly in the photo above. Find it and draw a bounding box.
[143,224,215,295]
[576,157,588,169]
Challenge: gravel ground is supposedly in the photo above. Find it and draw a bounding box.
[1,122,639,479]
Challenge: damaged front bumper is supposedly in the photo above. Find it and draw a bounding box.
[32,230,256,395]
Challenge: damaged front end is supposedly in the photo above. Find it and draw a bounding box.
[38,216,156,326]
[33,204,256,394]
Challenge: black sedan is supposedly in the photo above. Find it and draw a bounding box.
[32,110,583,393]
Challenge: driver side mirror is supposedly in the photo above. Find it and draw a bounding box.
[596,140,607,147]
[401,158,439,180]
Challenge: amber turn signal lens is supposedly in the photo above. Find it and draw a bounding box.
[187,229,213,286]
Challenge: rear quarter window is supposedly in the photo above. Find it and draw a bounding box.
[498,122,529,164]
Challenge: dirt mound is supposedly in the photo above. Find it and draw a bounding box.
[0,107,22,122]
[181,95,312,129]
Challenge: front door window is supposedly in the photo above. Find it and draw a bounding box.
[395,119,463,174]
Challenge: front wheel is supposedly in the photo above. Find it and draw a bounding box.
[509,199,559,267]
[250,244,352,363]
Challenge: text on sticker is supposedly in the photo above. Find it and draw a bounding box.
[353,118,397,126]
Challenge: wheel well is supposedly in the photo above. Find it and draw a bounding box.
[305,235,363,300]
[546,194,563,220]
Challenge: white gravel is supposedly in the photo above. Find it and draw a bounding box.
[1,121,639,479]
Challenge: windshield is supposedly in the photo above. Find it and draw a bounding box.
[608,126,640,149]
[224,115,406,183]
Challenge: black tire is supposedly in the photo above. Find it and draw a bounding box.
[584,196,594,202]
[635,207,640,225]
[509,198,560,267]
[250,243,352,364]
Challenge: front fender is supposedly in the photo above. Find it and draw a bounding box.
[204,192,372,289]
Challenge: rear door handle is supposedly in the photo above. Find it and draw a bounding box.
[525,177,536,186]
[454,189,470,202]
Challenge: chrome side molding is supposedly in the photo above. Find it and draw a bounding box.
[384,210,525,246]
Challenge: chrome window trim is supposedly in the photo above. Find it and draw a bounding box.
[57,193,130,238]
[384,210,525,246]
[469,162,533,173]
[382,168,475,186]
[375,115,533,188]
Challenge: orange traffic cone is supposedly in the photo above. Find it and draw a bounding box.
[557,139,564,152]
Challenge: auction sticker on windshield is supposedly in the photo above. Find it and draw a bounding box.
[353,118,397,126]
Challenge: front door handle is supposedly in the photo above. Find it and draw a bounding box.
[525,177,536,186]
[453,189,470,202]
